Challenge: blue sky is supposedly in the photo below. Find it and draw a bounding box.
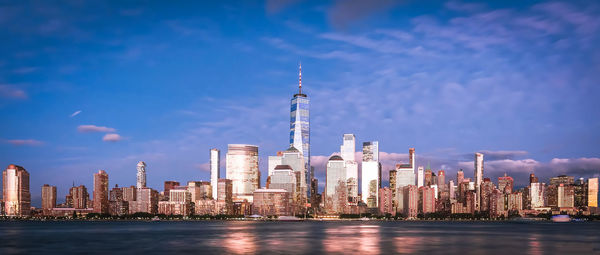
[1,0,599,206]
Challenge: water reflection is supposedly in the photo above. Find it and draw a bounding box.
[323,224,380,254]
[393,236,419,254]
[223,223,257,254]
[528,233,542,255]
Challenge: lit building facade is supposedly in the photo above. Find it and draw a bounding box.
[93,170,109,214]
[341,134,358,205]
[419,186,436,214]
[2,164,30,216]
[403,185,419,218]
[530,182,545,209]
[589,178,598,207]
[474,153,484,211]
[129,187,158,214]
[226,144,260,203]
[325,155,347,214]
[70,185,89,209]
[217,179,233,214]
[252,188,291,216]
[361,141,381,208]
[210,149,220,200]
[417,166,424,188]
[379,187,394,215]
[498,173,514,194]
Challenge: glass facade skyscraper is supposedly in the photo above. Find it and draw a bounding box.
[290,64,310,198]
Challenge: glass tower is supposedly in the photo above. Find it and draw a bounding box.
[290,64,310,198]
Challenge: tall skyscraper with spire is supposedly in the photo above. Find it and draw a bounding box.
[290,63,311,198]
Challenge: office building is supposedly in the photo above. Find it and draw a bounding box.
[419,186,436,214]
[289,63,311,198]
[129,187,158,214]
[70,185,89,209]
[217,179,233,214]
[340,134,358,205]
[210,149,220,200]
[3,164,31,216]
[530,182,545,209]
[325,155,347,214]
[109,185,128,216]
[558,184,574,208]
[589,178,598,207]
[417,166,424,187]
[474,152,484,211]
[498,173,514,194]
[403,185,419,218]
[122,186,136,202]
[362,141,381,208]
[379,187,394,215]
[226,144,260,202]
[163,181,180,199]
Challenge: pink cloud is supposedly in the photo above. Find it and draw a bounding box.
[78,125,116,133]
[5,139,43,146]
[0,84,27,99]
[102,133,122,142]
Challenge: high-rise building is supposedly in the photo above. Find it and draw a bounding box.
[530,182,545,209]
[340,134,358,205]
[289,64,310,198]
[70,185,89,209]
[550,175,574,186]
[268,165,297,212]
[395,149,415,188]
[281,146,307,206]
[122,186,136,202]
[498,173,514,194]
[403,185,419,218]
[474,153,484,211]
[216,179,233,215]
[267,151,284,177]
[480,178,494,212]
[457,169,464,185]
[41,184,56,216]
[210,149,220,200]
[425,169,433,186]
[378,187,394,215]
[2,164,31,216]
[325,155,346,214]
[187,181,211,202]
[136,161,146,189]
[417,166,424,187]
[529,173,539,184]
[490,189,505,217]
[362,141,381,208]
[449,180,456,200]
[419,186,436,214]
[129,187,158,214]
[589,178,598,208]
[109,184,128,216]
[226,144,260,203]
[163,181,180,200]
[557,184,574,208]
[508,192,523,212]
[437,170,445,191]
[389,169,397,209]
[93,170,109,214]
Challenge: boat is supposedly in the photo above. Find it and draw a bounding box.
[551,215,571,223]
[151,216,160,222]
[278,216,303,221]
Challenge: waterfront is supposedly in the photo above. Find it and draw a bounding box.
[1,221,598,254]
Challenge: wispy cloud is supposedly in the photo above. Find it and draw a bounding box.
[70,110,82,117]
[77,125,116,133]
[102,133,122,142]
[0,84,27,99]
[5,139,44,146]
[328,0,401,29]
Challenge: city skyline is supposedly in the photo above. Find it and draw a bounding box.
[1,0,600,206]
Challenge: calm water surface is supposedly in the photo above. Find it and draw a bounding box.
[0,221,598,254]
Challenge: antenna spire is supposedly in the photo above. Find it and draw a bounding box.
[298,62,302,94]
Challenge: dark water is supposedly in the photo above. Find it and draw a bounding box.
[0,221,599,254]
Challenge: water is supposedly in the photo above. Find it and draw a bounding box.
[0,221,598,254]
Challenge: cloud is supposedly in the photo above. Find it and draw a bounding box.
[70,110,82,117]
[0,84,27,99]
[102,133,122,142]
[5,139,43,146]
[475,150,529,160]
[77,125,116,133]
[195,162,211,172]
[328,0,401,29]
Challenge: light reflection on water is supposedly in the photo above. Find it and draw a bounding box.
[0,221,598,254]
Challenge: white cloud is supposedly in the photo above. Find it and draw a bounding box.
[102,133,122,142]
[77,125,116,133]
[70,110,82,117]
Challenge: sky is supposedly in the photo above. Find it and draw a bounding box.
[1,0,599,206]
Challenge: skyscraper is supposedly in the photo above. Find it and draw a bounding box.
[325,155,346,214]
[93,170,109,214]
[417,166,424,187]
[340,134,358,205]
[136,161,146,189]
[589,178,598,207]
[3,164,31,216]
[41,184,57,216]
[290,63,310,198]
[474,153,484,211]
[361,141,381,208]
[210,148,220,200]
[457,169,464,185]
[498,173,514,194]
[70,185,89,209]
[226,144,260,203]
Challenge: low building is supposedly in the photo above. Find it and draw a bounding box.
[158,201,192,216]
[252,188,290,216]
[195,199,217,215]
